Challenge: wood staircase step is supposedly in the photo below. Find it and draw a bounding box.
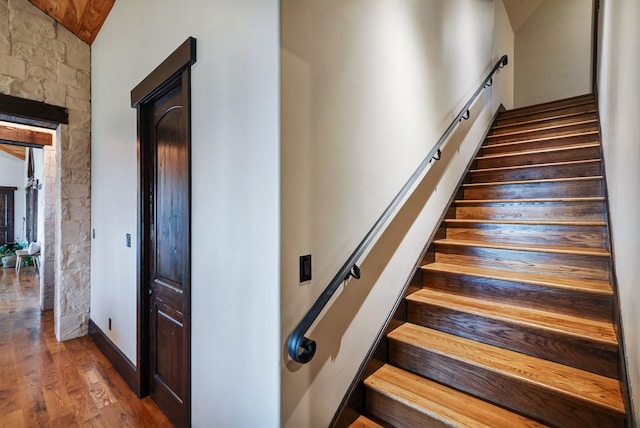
[489,112,597,137]
[469,159,601,183]
[498,94,595,120]
[480,131,599,155]
[343,95,626,428]
[387,324,625,428]
[349,415,387,428]
[362,364,548,428]
[443,219,607,248]
[494,103,597,128]
[434,239,610,281]
[422,262,613,321]
[454,197,606,221]
[462,176,603,199]
[406,289,618,377]
[475,142,600,169]
[485,120,598,145]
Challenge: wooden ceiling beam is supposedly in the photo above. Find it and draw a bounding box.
[0,126,53,146]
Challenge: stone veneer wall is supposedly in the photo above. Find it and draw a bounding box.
[0,0,91,341]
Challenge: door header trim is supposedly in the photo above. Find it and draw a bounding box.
[131,37,197,108]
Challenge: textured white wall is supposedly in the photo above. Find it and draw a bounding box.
[514,0,593,107]
[597,0,640,423]
[281,1,513,425]
[91,0,280,426]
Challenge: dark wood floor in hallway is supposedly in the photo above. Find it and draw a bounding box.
[0,267,172,427]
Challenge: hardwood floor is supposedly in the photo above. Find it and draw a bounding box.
[0,267,172,427]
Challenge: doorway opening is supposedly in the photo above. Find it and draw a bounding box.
[0,120,55,310]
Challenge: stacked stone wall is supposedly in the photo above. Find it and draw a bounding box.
[0,0,91,340]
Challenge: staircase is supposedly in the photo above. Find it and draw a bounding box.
[349,95,627,428]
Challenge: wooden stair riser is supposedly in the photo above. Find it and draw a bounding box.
[406,301,618,378]
[434,244,610,281]
[387,337,625,428]
[365,389,451,428]
[422,269,613,322]
[475,145,600,169]
[444,222,607,248]
[486,122,598,145]
[494,103,597,128]
[462,179,603,200]
[480,133,599,156]
[454,200,606,221]
[469,160,601,183]
[489,112,597,137]
[498,95,595,120]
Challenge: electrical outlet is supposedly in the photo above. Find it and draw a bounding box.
[126,233,131,247]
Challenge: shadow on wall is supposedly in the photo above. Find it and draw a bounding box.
[281,104,480,422]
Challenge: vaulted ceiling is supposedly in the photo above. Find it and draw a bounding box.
[28,0,115,44]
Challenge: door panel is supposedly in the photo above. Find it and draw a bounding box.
[0,187,16,245]
[146,78,190,427]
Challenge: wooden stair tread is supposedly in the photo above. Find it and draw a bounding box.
[483,130,598,150]
[476,142,599,161]
[493,108,597,130]
[365,364,549,428]
[387,324,625,415]
[422,262,612,295]
[434,238,610,257]
[470,159,600,174]
[455,197,605,204]
[349,415,387,428]
[499,95,595,119]
[445,219,606,227]
[463,176,602,188]
[489,118,598,138]
[407,289,617,346]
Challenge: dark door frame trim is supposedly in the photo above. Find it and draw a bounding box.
[130,36,196,410]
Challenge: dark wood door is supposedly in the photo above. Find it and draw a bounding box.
[0,187,16,245]
[145,76,190,427]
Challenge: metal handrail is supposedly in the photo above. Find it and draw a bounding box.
[287,55,509,364]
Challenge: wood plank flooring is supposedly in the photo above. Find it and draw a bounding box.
[0,267,172,427]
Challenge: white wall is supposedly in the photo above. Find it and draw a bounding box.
[514,0,593,107]
[91,0,280,426]
[493,0,515,111]
[597,0,640,423]
[0,147,24,240]
[281,1,514,426]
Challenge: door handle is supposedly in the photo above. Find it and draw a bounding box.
[148,288,153,295]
